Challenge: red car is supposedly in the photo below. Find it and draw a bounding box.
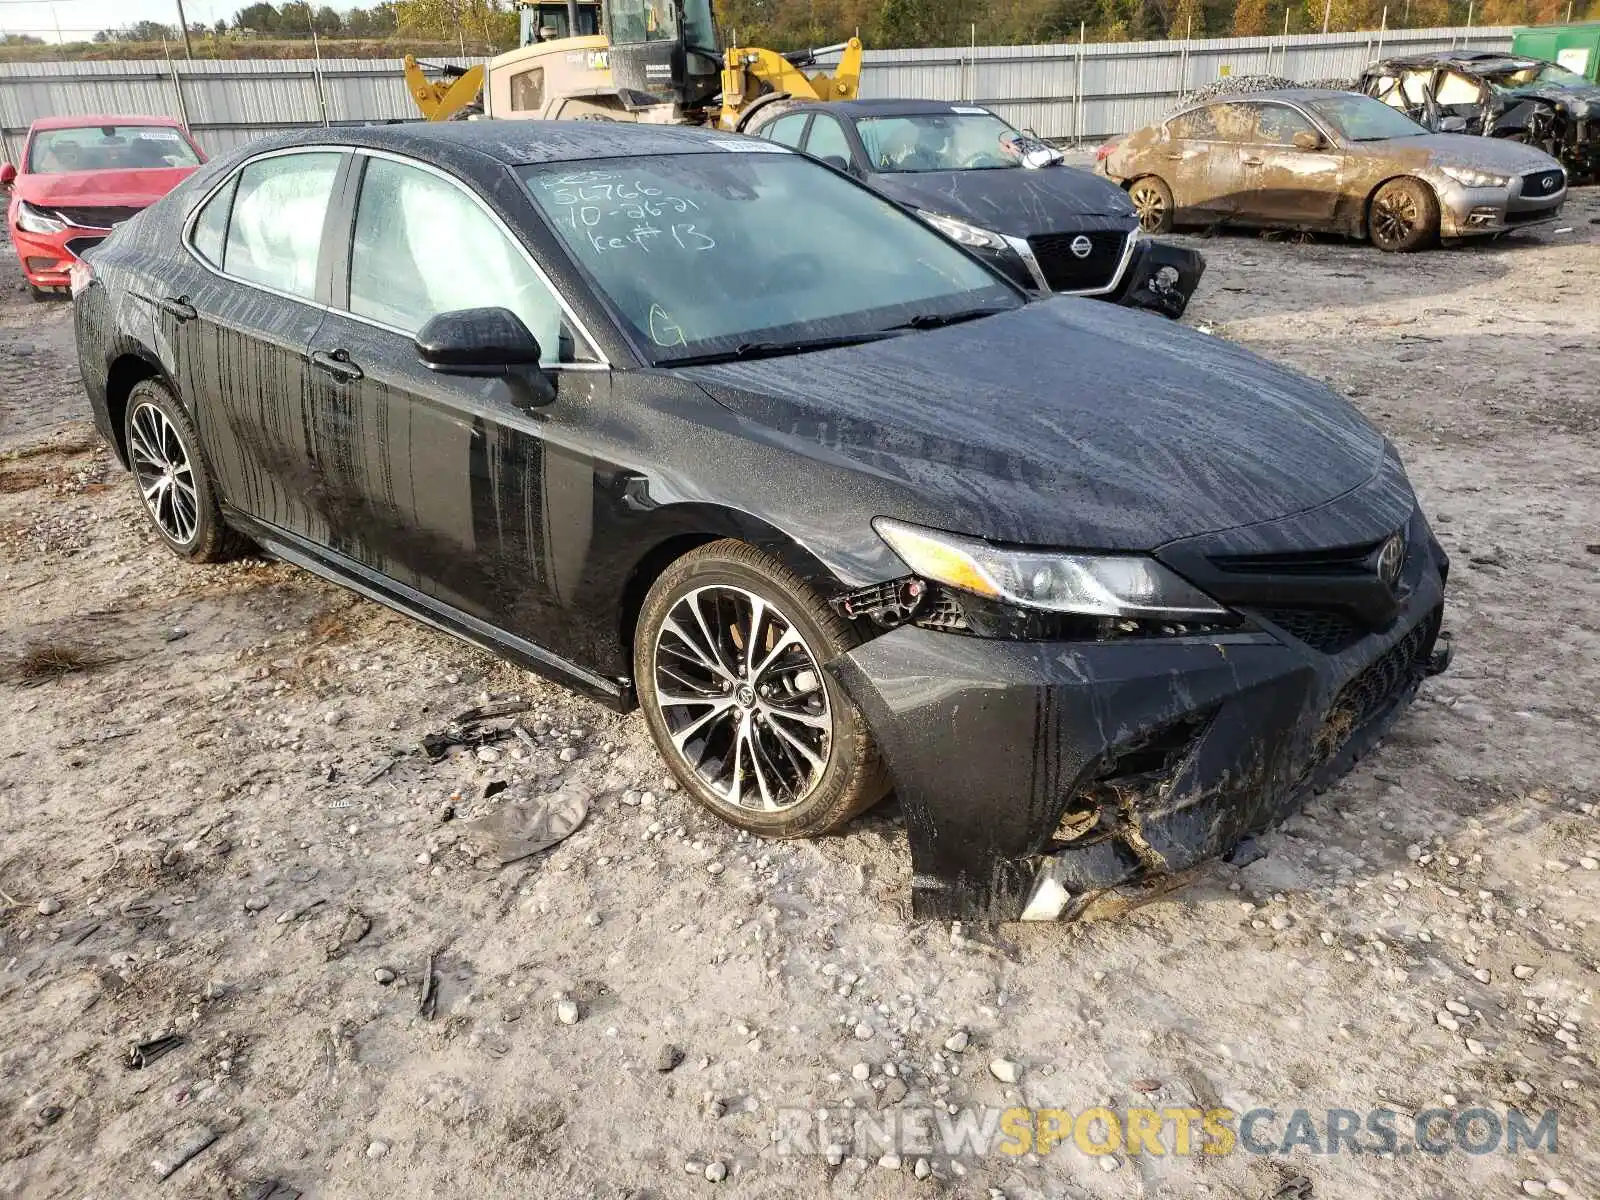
[1,114,205,299]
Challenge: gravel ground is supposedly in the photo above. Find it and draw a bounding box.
[2,196,1598,1200]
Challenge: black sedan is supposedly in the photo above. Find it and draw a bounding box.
[745,97,1205,318]
[74,121,1449,922]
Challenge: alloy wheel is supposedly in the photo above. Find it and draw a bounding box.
[1129,182,1166,232]
[1371,190,1417,247]
[127,401,199,545]
[651,584,832,812]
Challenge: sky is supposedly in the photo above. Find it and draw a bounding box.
[0,0,354,42]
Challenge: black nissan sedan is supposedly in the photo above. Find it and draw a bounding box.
[74,121,1449,922]
[745,98,1205,318]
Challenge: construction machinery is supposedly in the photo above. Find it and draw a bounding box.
[410,1,863,131]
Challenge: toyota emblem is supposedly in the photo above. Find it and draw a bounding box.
[1069,235,1093,259]
[1376,533,1406,590]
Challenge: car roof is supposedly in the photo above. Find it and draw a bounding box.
[1185,87,1364,105]
[30,113,188,132]
[1370,51,1544,71]
[242,119,786,166]
[769,98,1000,119]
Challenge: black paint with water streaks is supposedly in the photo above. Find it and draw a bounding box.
[74,120,1447,920]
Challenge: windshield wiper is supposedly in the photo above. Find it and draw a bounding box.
[882,306,1014,332]
[662,331,898,366]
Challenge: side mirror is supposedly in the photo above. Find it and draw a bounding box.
[0,163,15,187]
[415,307,556,406]
[1438,115,1468,133]
[1292,130,1325,151]
[818,153,849,171]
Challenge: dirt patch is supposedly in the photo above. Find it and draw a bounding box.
[1,194,1597,1199]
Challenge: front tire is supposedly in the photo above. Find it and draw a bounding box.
[1368,177,1438,252]
[634,541,889,839]
[1128,175,1174,233]
[122,379,242,562]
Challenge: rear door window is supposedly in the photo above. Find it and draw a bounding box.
[1170,107,1219,139]
[1210,103,1259,143]
[223,151,342,299]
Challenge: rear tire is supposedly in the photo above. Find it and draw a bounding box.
[1128,175,1174,234]
[634,540,889,839]
[1368,177,1438,252]
[122,378,243,563]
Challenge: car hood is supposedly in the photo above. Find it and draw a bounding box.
[12,166,198,212]
[682,299,1386,552]
[1361,132,1564,173]
[867,165,1136,236]
[1499,80,1600,115]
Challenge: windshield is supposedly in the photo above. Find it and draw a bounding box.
[522,150,1018,364]
[606,0,676,44]
[857,112,1025,172]
[26,124,201,174]
[1308,95,1427,141]
[1485,63,1591,91]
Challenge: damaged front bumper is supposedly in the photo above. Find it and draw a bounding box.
[1436,169,1567,238]
[827,509,1449,923]
[1112,238,1206,320]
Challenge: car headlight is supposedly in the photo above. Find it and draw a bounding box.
[914,209,1008,251]
[873,518,1228,618]
[15,200,66,235]
[1438,164,1512,189]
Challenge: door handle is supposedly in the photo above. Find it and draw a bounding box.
[310,348,364,383]
[159,296,197,322]
[1241,156,1264,167]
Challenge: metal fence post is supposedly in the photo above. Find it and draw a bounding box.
[1074,22,1085,147]
[163,41,192,133]
[310,29,331,127]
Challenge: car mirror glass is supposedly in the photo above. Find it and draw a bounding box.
[1292,130,1324,151]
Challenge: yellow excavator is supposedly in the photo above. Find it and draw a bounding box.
[406,0,862,132]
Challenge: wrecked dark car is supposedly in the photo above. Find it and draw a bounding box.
[746,98,1204,319]
[1359,51,1600,179]
[1099,89,1567,251]
[74,121,1449,923]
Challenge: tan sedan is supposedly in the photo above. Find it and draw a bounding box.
[1095,88,1567,251]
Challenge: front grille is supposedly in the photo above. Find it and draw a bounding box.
[1329,614,1434,732]
[1257,608,1363,654]
[1505,207,1553,224]
[1302,609,1438,777]
[49,205,143,229]
[1521,169,1564,198]
[1027,230,1126,292]
[1211,541,1381,576]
